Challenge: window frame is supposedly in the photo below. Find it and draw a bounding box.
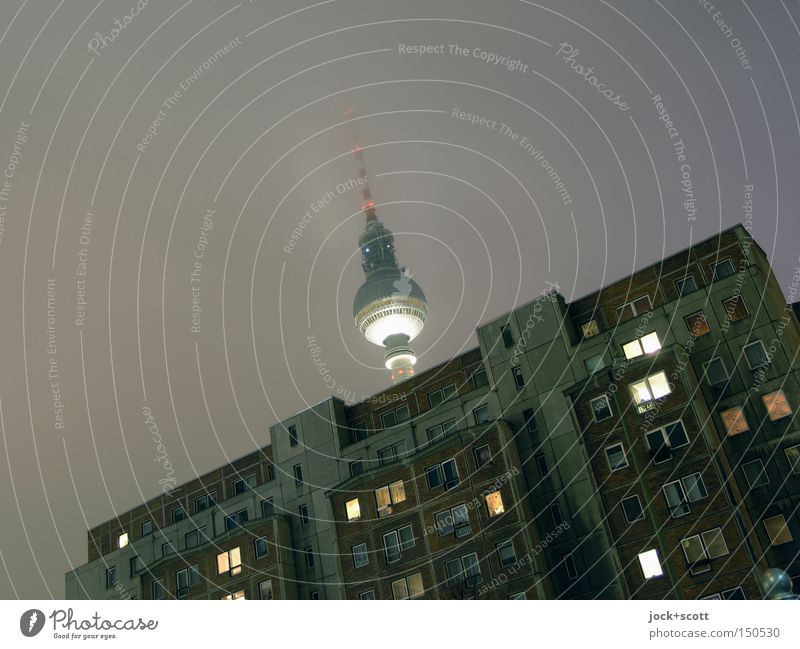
[703,357,729,386]
[293,464,303,485]
[762,390,793,421]
[563,553,578,580]
[742,459,770,488]
[485,490,505,518]
[474,444,492,469]
[472,368,489,389]
[629,371,672,413]
[675,275,698,296]
[723,295,749,322]
[590,395,613,422]
[621,494,645,523]
[254,537,269,559]
[712,258,735,281]
[512,365,525,389]
[685,310,710,336]
[764,514,794,546]
[605,443,628,472]
[232,474,256,495]
[663,480,691,518]
[473,404,491,425]
[352,542,369,569]
[216,547,242,577]
[743,340,769,369]
[496,540,517,567]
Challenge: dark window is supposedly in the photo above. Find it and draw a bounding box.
[224,509,248,530]
[359,590,375,600]
[474,444,491,469]
[646,429,672,464]
[676,275,698,296]
[267,464,275,480]
[550,503,564,526]
[349,460,364,477]
[472,368,489,389]
[501,324,514,347]
[473,404,491,425]
[352,543,369,568]
[744,341,769,369]
[590,395,612,422]
[666,420,689,447]
[194,492,216,512]
[442,459,460,490]
[496,541,516,567]
[522,408,537,433]
[616,295,652,322]
[288,425,299,447]
[704,358,729,386]
[299,504,310,526]
[185,526,208,548]
[742,459,769,488]
[378,441,406,466]
[721,587,746,600]
[350,422,368,443]
[172,507,186,523]
[254,537,269,559]
[512,366,525,389]
[563,554,578,580]
[605,444,628,471]
[426,464,443,489]
[130,556,142,577]
[310,591,320,600]
[261,498,274,517]
[141,521,153,537]
[151,580,166,600]
[535,453,549,477]
[663,481,690,517]
[621,495,645,523]
[233,474,255,495]
[305,547,315,570]
[105,566,117,589]
[293,464,303,485]
[712,258,735,281]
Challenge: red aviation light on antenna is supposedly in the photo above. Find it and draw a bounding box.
[351,145,363,154]
[362,200,375,210]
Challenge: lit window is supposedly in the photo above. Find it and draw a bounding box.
[744,341,769,369]
[118,532,128,549]
[784,445,800,474]
[216,547,242,576]
[686,311,710,336]
[638,549,664,579]
[584,354,605,374]
[375,480,406,517]
[703,358,729,386]
[590,395,613,422]
[712,258,735,280]
[605,443,628,471]
[630,371,671,413]
[474,444,492,469]
[485,491,505,517]
[258,579,273,600]
[764,515,794,546]
[742,459,769,488]
[345,498,361,521]
[622,332,661,359]
[220,590,246,600]
[581,319,600,338]
[473,404,491,425]
[721,406,749,436]
[723,295,748,321]
[676,275,698,296]
[621,495,644,523]
[762,390,792,421]
[352,543,369,568]
[391,572,424,599]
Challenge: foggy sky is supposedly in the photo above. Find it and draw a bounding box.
[0,0,798,597]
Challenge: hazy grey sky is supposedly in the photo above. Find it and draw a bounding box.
[0,0,798,598]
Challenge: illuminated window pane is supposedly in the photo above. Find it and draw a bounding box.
[764,515,793,546]
[641,332,661,354]
[391,577,409,600]
[630,379,653,405]
[118,532,128,549]
[648,371,671,399]
[345,498,361,521]
[375,486,391,516]
[390,480,406,504]
[686,311,710,336]
[762,390,792,421]
[217,551,229,575]
[581,319,600,338]
[229,547,241,575]
[220,590,245,600]
[485,491,505,517]
[623,340,643,360]
[406,572,424,598]
[638,549,664,579]
[721,406,749,436]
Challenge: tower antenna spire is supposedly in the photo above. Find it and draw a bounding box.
[345,107,377,223]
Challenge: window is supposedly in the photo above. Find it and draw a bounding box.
[261,498,274,518]
[522,408,537,433]
[744,341,769,369]
[398,525,415,550]
[703,587,746,601]
[473,404,491,425]
[221,590,245,600]
[258,579,273,600]
[676,275,698,296]
[581,319,600,338]
[305,547,315,569]
[446,553,482,588]
[646,421,689,463]
[435,504,471,538]
[512,366,525,389]
[638,549,664,579]
[621,495,644,523]
[359,590,375,600]
[350,421,368,444]
[185,526,208,549]
[105,566,117,589]
[550,503,564,526]
[375,480,406,516]
[509,592,527,600]
[310,591,320,600]
[764,515,794,546]
[162,542,175,557]
[299,504,310,526]
[712,258,735,280]
[233,474,255,495]
[681,528,729,574]
[216,547,242,576]
[130,556,143,577]
[630,371,672,413]
[723,295,748,321]
[590,395,612,422]
[622,332,661,359]
[267,463,275,480]
[474,444,492,469]
[784,445,800,474]
[472,368,489,388]
[585,354,605,374]
[663,481,690,517]
[224,509,248,530]
[501,324,514,347]
[721,406,749,436]
[427,419,456,444]
[378,441,406,465]
[151,579,166,600]
[497,541,517,567]
[380,404,410,428]
[428,384,457,407]
[293,464,303,485]
[763,390,792,421]
[345,498,361,521]
[349,460,364,477]
[254,537,269,559]
[172,507,186,523]
[683,473,708,502]
[383,532,400,563]
[616,295,652,322]
[140,521,152,537]
[176,565,200,598]
[742,460,769,488]
[427,459,460,491]
[605,443,628,471]
[485,491,505,517]
[194,492,216,512]
[288,424,299,447]
[686,311,710,336]
[352,543,369,568]
[391,573,424,599]
[563,553,578,580]
[703,357,729,386]
[535,453,549,477]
